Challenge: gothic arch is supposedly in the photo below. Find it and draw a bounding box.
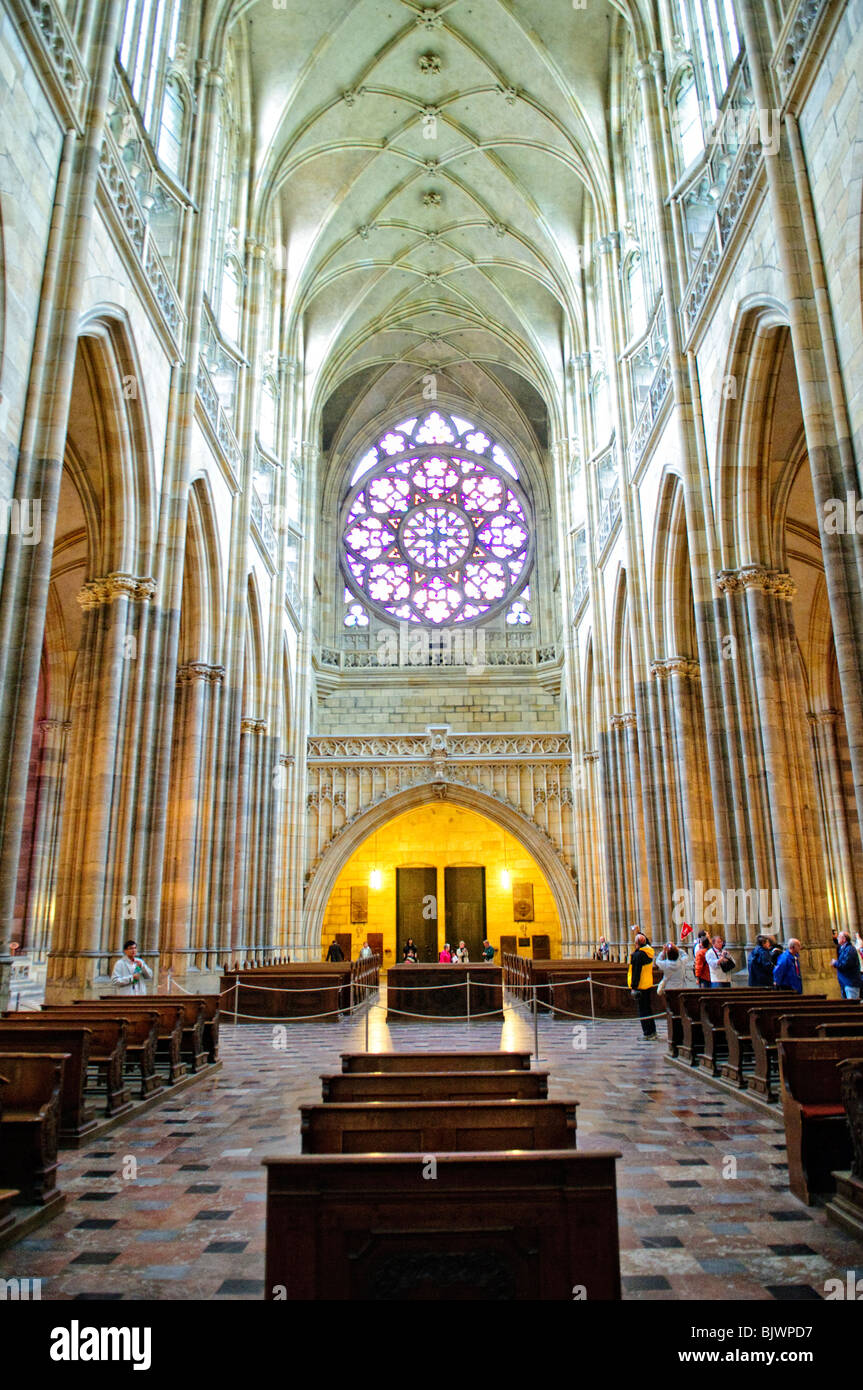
[302,780,579,954]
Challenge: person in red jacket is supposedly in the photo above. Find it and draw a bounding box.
[694,931,711,988]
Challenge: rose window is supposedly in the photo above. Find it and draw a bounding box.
[341,411,533,626]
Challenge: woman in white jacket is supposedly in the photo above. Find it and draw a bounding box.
[654,944,695,992]
[111,939,154,995]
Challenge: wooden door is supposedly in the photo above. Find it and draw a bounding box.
[500,934,518,958]
[335,932,352,962]
[531,934,551,959]
[444,867,486,962]
[367,932,383,962]
[396,867,438,962]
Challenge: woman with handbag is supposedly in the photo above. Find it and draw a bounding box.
[705,935,735,987]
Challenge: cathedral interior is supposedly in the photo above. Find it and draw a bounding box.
[0,0,862,1314]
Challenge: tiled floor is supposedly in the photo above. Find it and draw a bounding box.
[2,992,861,1300]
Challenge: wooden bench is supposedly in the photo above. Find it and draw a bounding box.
[222,970,346,1021]
[3,1012,130,1116]
[778,1038,863,1204]
[385,964,504,1023]
[321,1070,550,1103]
[300,1099,577,1154]
[750,1001,862,1100]
[0,1023,96,1143]
[826,1059,863,1239]
[0,1053,66,1203]
[778,1006,863,1040]
[720,994,827,1089]
[263,1150,621,1300]
[663,988,706,1057]
[42,1006,164,1096]
[146,993,220,1062]
[698,990,781,1076]
[341,1050,533,1074]
[99,996,206,1073]
[817,1019,863,1038]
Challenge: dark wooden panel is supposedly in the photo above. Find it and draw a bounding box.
[263,1150,621,1300]
[321,1070,549,1102]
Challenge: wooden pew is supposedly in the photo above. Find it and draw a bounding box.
[826,1059,863,1239]
[0,1024,96,1143]
[342,1050,533,1074]
[817,1020,863,1038]
[778,1038,863,1204]
[321,1070,549,1103]
[778,1006,863,1040]
[750,1001,862,1100]
[0,1053,66,1203]
[145,993,220,1062]
[221,965,351,1020]
[300,1099,577,1153]
[720,994,827,1089]
[698,990,780,1075]
[263,1150,621,1300]
[663,988,704,1057]
[41,1006,163,1096]
[3,1012,131,1116]
[49,1000,186,1083]
[99,996,207,1073]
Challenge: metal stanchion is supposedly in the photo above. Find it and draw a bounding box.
[533,986,539,1062]
[364,994,370,1052]
[588,973,595,1021]
[232,981,238,1026]
[466,972,471,1022]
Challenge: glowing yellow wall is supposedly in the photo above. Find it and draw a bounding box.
[321,802,561,964]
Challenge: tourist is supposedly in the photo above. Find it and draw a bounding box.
[482,939,495,962]
[359,941,373,959]
[454,941,469,962]
[831,931,862,999]
[403,938,418,963]
[439,943,452,963]
[628,932,656,1039]
[773,938,803,993]
[694,931,711,989]
[325,938,344,962]
[705,934,735,987]
[597,936,610,960]
[654,943,694,993]
[111,939,153,995]
[747,934,775,987]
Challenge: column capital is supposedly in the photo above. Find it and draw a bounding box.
[177,662,225,685]
[610,711,637,730]
[582,749,600,762]
[716,566,796,599]
[241,717,268,735]
[77,574,157,609]
[650,655,701,680]
[806,708,842,726]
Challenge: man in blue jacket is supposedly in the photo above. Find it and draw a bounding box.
[748,934,775,987]
[831,931,862,999]
[773,938,803,993]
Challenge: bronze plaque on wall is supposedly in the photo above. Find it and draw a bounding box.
[350,885,369,924]
[513,881,534,922]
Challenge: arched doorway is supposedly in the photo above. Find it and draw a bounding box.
[303,783,577,962]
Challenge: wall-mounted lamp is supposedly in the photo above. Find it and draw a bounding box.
[370,868,382,891]
[500,868,511,890]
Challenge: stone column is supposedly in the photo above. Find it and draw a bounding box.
[808,709,860,938]
[47,573,156,999]
[0,0,126,1011]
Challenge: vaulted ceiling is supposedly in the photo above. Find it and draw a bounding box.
[226,0,623,470]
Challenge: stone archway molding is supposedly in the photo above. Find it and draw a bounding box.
[301,780,579,956]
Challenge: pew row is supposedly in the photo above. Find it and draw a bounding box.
[3,1012,131,1116]
[263,1150,621,1300]
[778,1038,863,1204]
[826,1059,863,1240]
[0,1024,96,1143]
[300,1099,576,1154]
[341,1050,532,1073]
[321,1070,549,1103]
[0,1052,66,1205]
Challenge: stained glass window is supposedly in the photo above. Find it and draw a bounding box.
[341,411,533,626]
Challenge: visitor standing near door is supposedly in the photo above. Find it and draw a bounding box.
[326,938,344,962]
